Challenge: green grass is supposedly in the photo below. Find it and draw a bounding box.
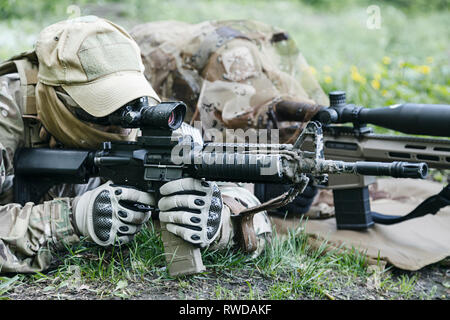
[0,219,434,299]
[0,275,21,298]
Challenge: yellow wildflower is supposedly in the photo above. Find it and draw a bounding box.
[351,68,366,84]
[371,79,380,90]
[382,56,391,65]
[417,65,431,75]
[324,75,333,84]
[381,89,388,97]
[309,66,317,75]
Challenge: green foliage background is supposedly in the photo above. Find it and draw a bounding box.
[0,0,449,110]
[1,0,449,19]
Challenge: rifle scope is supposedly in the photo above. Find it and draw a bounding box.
[109,99,187,130]
[315,91,450,137]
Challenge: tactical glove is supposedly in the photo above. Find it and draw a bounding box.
[72,181,154,246]
[158,178,223,248]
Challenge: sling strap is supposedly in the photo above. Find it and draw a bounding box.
[371,184,450,224]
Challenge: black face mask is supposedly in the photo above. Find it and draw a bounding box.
[74,97,150,127]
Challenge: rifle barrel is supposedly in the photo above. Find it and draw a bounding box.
[190,152,428,183]
[352,161,428,178]
[315,160,427,178]
[358,103,450,137]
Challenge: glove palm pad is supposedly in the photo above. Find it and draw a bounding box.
[158,178,223,248]
[74,182,154,246]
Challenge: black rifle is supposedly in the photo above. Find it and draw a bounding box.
[269,91,449,230]
[13,98,427,275]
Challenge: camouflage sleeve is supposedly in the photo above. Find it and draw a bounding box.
[0,198,80,273]
[0,74,80,273]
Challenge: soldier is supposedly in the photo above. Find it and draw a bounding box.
[131,20,331,218]
[0,16,271,273]
[130,20,450,273]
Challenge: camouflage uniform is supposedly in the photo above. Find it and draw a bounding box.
[0,16,164,273]
[0,19,276,273]
[131,20,329,142]
[0,17,157,273]
[0,71,83,273]
[0,70,271,272]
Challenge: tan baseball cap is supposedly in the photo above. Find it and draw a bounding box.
[35,15,160,117]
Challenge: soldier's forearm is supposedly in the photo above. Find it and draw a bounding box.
[0,198,80,273]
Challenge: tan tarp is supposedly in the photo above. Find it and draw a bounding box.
[271,178,450,270]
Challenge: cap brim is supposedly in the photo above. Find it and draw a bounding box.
[62,71,160,117]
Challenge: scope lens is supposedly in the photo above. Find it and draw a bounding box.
[139,101,187,130]
[166,104,185,129]
[168,111,175,127]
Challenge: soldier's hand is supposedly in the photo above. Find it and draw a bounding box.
[72,181,154,246]
[158,178,223,248]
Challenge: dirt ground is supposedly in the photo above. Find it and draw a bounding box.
[3,258,449,300]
